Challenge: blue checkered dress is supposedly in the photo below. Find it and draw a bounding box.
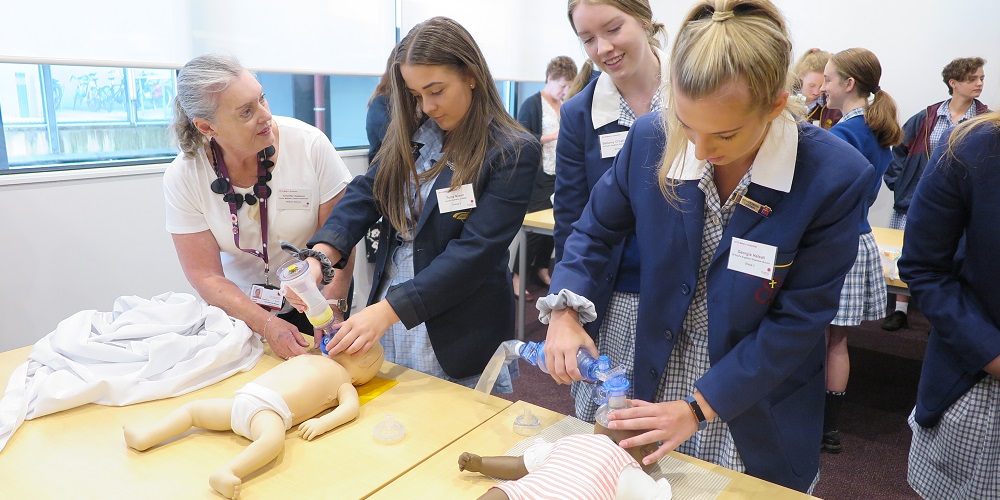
[908,376,1000,498]
[569,89,664,421]
[376,120,513,392]
[831,109,887,325]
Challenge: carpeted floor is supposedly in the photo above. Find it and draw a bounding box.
[500,282,928,499]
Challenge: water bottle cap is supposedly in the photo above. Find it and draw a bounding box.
[513,408,542,436]
[276,258,310,282]
[603,373,631,395]
[373,414,406,444]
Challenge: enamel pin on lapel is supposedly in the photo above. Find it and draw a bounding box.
[734,193,772,217]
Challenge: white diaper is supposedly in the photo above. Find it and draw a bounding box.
[231,383,294,439]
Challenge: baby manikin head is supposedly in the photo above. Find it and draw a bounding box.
[332,342,384,385]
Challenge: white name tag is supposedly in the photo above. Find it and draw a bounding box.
[599,131,629,158]
[728,237,778,280]
[275,188,312,210]
[250,284,284,309]
[437,184,477,213]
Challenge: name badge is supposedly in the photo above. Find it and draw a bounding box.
[728,237,778,280]
[250,284,284,310]
[599,131,629,158]
[437,184,477,213]
[275,188,312,210]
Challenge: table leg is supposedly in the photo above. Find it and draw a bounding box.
[517,228,527,340]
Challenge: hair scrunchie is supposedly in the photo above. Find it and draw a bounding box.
[279,240,335,286]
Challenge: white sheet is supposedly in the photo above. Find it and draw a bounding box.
[0,292,263,453]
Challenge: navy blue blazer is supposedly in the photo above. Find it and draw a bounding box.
[899,126,1000,428]
[552,113,873,491]
[554,77,633,336]
[310,122,540,379]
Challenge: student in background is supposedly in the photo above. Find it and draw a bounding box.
[899,110,1000,499]
[540,0,874,492]
[794,48,841,129]
[881,57,989,331]
[302,17,540,390]
[512,55,578,299]
[552,0,669,423]
[164,54,355,360]
[819,47,902,454]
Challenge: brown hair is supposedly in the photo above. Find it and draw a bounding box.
[564,1,667,101]
[369,45,399,104]
[658,0,798,202]
[546,56,579,82]
[942,57,986,95]
[373,17,526,236]
[566,59,596,100]
[829,48,902,148]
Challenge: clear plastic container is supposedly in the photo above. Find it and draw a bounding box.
[276,258,338,353]
[373,414,406,444]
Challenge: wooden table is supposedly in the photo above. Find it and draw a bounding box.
[871,226,908,296]
[516,209,555,339]
[370,400,817,499]
[0,345,511,499]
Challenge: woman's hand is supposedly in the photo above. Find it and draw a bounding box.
[261,315,310,359]
[543,308,598,385]
[606,398,704,466]
[325,301,399,356]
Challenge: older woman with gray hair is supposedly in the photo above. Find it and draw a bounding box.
[163,54,355,359]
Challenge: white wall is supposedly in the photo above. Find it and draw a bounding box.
[0,152,371,352]
[645,0,1000,226]
[4,0,998,349]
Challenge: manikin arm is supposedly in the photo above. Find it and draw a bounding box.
[458,453,529,480]
[298,383,360,441]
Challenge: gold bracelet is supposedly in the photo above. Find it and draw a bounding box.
[261,315,275,340]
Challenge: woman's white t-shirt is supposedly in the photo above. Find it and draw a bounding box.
[163,116,352,292]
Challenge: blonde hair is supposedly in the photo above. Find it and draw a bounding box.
[171,54,245,159]
[658,0,798,202]
[829,48,902,148]
[794,48,831,79]
[373,17,527,236]
[944,110,1000,164]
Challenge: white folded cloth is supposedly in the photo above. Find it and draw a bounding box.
[0,292,263,453]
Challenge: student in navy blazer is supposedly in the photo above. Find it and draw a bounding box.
[900,113,1000,498]
[304,17,539,385]
[541,1,873,492]
[553,0,669,422]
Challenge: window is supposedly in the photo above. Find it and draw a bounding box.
[0,63,177,171]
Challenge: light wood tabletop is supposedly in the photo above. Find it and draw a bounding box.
[0,345,511,499]
[871,226,908,292]
[522,208,554,232]
[369,400,817,500]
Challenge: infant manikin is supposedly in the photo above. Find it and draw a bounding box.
[459,433,671,500]
[123,344,383,499]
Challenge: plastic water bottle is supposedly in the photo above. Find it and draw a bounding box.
[515,340,609,382]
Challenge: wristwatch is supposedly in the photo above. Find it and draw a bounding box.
[327,298,349,314]
[683,395,708,430]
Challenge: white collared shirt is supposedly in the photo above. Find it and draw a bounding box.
[591,47,670,130]
[667,112,799,193]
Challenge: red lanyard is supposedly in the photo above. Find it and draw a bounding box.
[211,140,273,284]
